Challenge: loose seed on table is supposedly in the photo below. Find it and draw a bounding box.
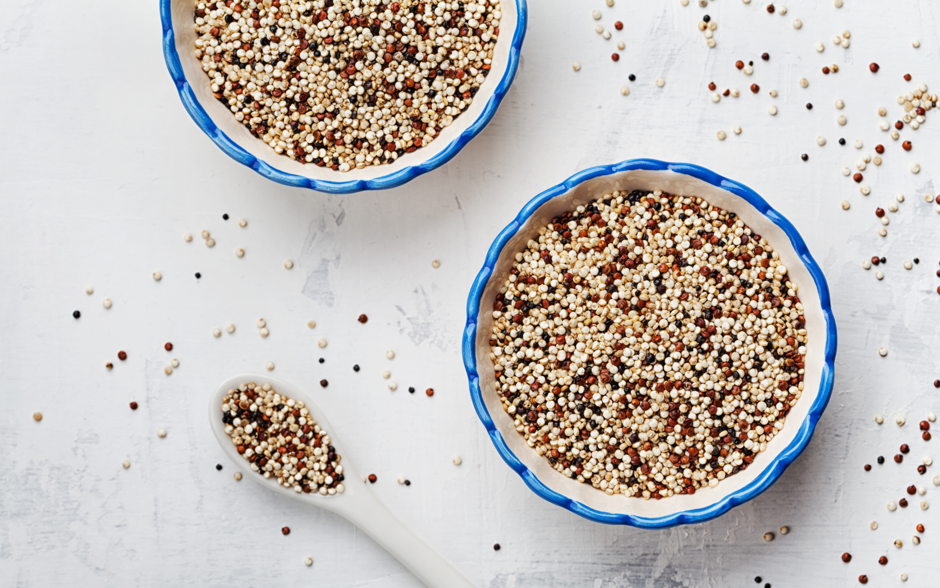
[879,556,888,565]
[103,298,112,309]
[320,379,328,388]
[238,219,247,228]
[768,105,778,115]
[453,456,463,466]
[234,472,242,481]
[734,126,742,135]
[493,544,501,551]
[842,553,852,563]
[206,238,215,248]
[235,248,244,258]
[859,575,868,584]
[425,388,434,397]
[105,362,113,370]
[122,459,130,469]
[386,351,395,360]
[307,320,316,329]
[368,474,377,483]
[225,323,235,334]
[871,521,879,530]
[382,370,391,379]
[910,163,921,173]
[889,501,897,511]
[879,347,888,357]
[717,131,727,141]
[572,62,581,72]
[388,382,398,391]
[318,338,327,348]
[164,366,173,375]
[917,523,925,532]
[130,402,138,410]
[282,527,291,536]
[213,328,222,338]
[878,456,885,464]
[779,526,789,535]
[432,259,441,268]
[656,78,665,87]
[900,498,909,507]
[921,501,929,510]
[284,260,294,270]
[157,428,167,438]
[304,557,313,567]
[195,272,201,279]
[184,233,192,242]
[895,539,903,548]
[265,362,274,371]
[913,39,921,48]
[153,271,162,281]
[870,63,880,73]
[875,415,884,424]
[621,87,631,96]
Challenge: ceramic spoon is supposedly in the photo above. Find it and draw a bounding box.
[209,373,475,588]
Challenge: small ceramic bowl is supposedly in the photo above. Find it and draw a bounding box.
[160,0,527,193]
[462,159,837,528]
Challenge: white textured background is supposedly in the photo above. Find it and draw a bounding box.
[2,0,940,586]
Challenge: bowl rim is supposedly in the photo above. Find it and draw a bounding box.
[461,158,838,528]
[159,0,528,194]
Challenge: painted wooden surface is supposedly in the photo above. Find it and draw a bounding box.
[2,0,940,586]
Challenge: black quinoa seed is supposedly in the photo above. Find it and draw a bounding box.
[195,272,202,279]
[628,74,636,81]
[72,310,81,319]
[806,103,813,110]
[839,138,846,145]
[319,358,325,364]
[493,544,501,551]
[408,387,415,393]
[404,479,411,486]
[754,578,762,584]
[703,14,711,22]
[880,257,886,264]
[222,213,229,220]
[877,456,885,464]
[801,154,809,161]
[353,364,360,372]
[216,464,223,471]
[914,258,920,264]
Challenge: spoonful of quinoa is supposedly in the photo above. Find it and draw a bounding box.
[211,374,474,588]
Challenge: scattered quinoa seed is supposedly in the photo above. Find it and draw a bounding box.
[32,412,42,422]
[130,402,138,410]
[426,388,434,397]
[282,527,290,536]
[157,428,167,438]
[234,472,242,481]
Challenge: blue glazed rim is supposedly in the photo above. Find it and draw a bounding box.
[159,0,527,194]
[462,159,838,528]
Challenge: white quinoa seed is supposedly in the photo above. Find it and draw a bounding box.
[226,323,236,333]
[768,105,778,115]
[717,130,727,140]
[871,521,879,530]
[841,201,851,210]
[32,412,42,422]
[235,248,245,258]
[928,412,936,422]
[901,572,909,581]
[835,99,844,109]
[122,459,130,469]
[860,185,871,196]
[304,557,313,567]
[165,366,173,375]
[912,39,920,48]
[234,472,243,481]
[620,86,630,96]
[733,126,742,135]
[573,62,582,72]
[158,428,167,438]
[841,38,850,48]
[933,475,940,486]
[792,19,802,29]
[769,89,778,98]
[904,261,913,270]
[879,347,888,357]
[897,415,906,426]
[895,539,903,548]
[307,320,317,329]
[602,31,612,41]
[171,358,180,368]
[266,361,275,371]
[895,193,905,202]
[386,350,395,359]
[102,298,112,309]
[153,271,163,281]
[213,328,222,338]
[834,0,842,6]
[284,260,294,269]
[842,168,851,178]
[778,6,787,15]
[743,65,753,75]
[763,532,775,542]
[815,42,824,52]
[453,455,462,465]
[206,238,216,248]
[388,381,398,391]
[656,78,665,87]
[201,230,210,239]
[382,370,391,379]
[921,501,929,510]
[878,107,887,116]
[711,93,721,103]
[925,456,933,466]
[875,271,884,280]
[800,78,809,88]
[592,10,601,19]
[432,259,441,268]
[878,228,887,237]
[222,382,344,495]
[910,163,921,173]
[731,88,740,97]
[873,156,882,166]
[817,136,826,146]
[779,526,789,535]
[842,30,851,39]
[85,285,94,295]
[594,25,604,34]
[606,0,615,7]
[184,233,193,242]
[617,41,625,50]
[318,338,328,348]
[874,414,883,424]
[489,189,808,498]
[194,0,500,171]
[238,218,247,228]
[260,327,270,338]
[888,501,897,511]
[854,139,862,148]
[837,115,847,125]
[257,318,266,328]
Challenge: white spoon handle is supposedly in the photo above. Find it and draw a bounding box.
[339,491,475,588]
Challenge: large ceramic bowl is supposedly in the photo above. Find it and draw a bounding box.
[160,0,526,193]
[462,159,837,528]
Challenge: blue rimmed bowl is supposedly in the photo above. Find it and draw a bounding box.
[462,159,837,528]
[160,0,526,193]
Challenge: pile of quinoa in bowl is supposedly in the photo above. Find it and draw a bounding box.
[464,160,836,526]
[162,0,526,191]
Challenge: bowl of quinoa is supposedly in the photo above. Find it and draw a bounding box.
[161,0,526,192]
[463,159,837,527]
